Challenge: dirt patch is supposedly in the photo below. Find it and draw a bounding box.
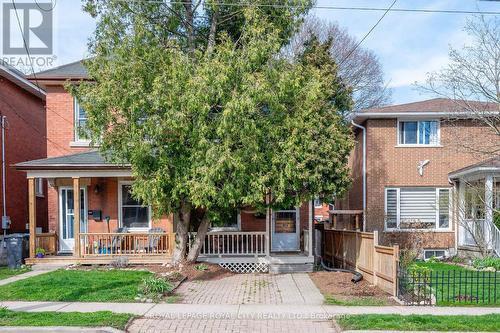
[142,262,234,281]
[309,271,398,305]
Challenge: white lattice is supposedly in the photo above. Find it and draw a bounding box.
[219,262,269,273]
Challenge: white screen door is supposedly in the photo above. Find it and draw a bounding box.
[59,187,87,253]
[271,209,300,252]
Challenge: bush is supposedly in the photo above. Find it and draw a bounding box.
[472,257,500,270]
[138,276,174,302]
[194,264,208,271]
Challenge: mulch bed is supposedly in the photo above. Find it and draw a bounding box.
[309,271,398,304]
[142,262,234,281]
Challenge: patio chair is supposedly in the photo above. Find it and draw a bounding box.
[147,227,165,253]
[109,227,128,254]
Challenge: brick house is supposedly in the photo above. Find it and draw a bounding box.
[16,60,314,272]
[339,98,499,258]
[0,61,47,234]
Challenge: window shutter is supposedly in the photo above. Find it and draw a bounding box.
[385,189,398,229]
[399,188,436,228]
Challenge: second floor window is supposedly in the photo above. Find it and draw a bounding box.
[74,99,89,142]
[398,120,439,146]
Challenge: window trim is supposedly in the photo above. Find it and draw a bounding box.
[74,98,90,143]
[396,119,441,147]
[209,210,241,232]
[384,187,452,232]
[35,178,44,197]
[118,181,152,232]
[314,196,322,208]
[423,249,449,260]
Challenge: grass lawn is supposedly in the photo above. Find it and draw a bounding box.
[411,262,499,306]
[0,266,30,280]
[337,314,500,332]
[324,295,389,306]
[0,308,134,329]
[0,269,152,302]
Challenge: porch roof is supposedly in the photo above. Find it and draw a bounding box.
[15,150,130,171]
[449,156,500,179]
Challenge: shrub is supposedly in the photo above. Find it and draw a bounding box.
[35,248,45,255]
[472,257,500,270]
[138,276,174,301]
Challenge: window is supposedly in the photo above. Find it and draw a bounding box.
[35,178,43,197]
[398,120,439,145]
[385,187,450,230]
[119,183,150,230]
[423,249,448,260]
[209,209,240,231]
[314,196,322,208]
[74,99,90,142]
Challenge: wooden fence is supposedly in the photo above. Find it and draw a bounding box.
[323,229,399,296]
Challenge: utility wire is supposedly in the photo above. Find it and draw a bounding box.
[116,0,500,15]
[338,0,397,67]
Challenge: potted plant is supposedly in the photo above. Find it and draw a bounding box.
[35,248,45,258]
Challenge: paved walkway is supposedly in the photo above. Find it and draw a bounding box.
[0,264,64,286]
[176,273,324,304]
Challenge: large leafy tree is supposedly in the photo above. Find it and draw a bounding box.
[73,0,354,263]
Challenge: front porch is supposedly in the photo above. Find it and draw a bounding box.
[18,151,314,272]
[449,157,500,256]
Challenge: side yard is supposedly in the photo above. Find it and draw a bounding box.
[0,266,30,280]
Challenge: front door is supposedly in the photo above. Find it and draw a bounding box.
[59,187,87,253]
[271,209,300,252]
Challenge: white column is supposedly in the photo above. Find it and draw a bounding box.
[458,180,466,246]
[485,174,494,248]
[308,200,313,257]
[265,194,270,257]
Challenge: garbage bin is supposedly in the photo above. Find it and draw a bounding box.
[5,234,25,269]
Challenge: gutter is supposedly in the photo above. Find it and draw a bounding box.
[351,120,366,231]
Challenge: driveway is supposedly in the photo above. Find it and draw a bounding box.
[175,273,325,305]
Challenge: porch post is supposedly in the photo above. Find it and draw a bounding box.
[28,177,36,258]
[485,174,494,248]
[73,177,81,258]
[265,193,270,256]
[308,200,313,257]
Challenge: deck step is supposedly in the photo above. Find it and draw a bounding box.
[269,262,313,274]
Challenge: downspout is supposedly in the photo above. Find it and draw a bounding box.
[351,120,366,231]
[1,116,6,246]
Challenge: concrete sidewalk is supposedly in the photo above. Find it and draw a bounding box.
[1,301,499,318]
[0,264,65,286]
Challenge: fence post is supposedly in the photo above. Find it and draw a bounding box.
[373,230,379,287]
[392,244,399,296]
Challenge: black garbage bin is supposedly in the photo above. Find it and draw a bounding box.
[5,234,25,269]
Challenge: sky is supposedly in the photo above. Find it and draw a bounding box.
[2,0,500,105]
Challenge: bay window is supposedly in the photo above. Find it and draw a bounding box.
[385,187,450,230]
[398,120,439,146]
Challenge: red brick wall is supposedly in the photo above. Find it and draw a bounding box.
[0,77,47,232]
[342,118,496,249]
[47,177,173,234]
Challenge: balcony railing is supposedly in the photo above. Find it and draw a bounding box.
[35,233,57,255]
[79,232,175,257]
[194,231,267,256]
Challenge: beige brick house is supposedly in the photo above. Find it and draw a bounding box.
[339,98,499,258]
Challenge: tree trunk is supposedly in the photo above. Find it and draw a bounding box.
[172,202,191,264]
[207,7,218,53]
[186,214,210,263]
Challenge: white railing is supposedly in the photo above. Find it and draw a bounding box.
[460,219,500,257]
[194,231,267,256]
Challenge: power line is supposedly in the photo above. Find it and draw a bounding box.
[339,0,397,67]
[35,0,57,12]
[116,0,500,15]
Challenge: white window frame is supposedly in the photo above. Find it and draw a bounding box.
[423,249,449,260]
[73,98,90,144]
[209,210,241,232]
[35,178,44,197]
[396,119,441,147]
[314,196,322,208]
[384,187,451,232]
[118,181,151,232]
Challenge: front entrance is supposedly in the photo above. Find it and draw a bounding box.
[59,187,87,253]
[271,208,300,252]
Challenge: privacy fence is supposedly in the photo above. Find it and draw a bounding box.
[398,268,500,306]
[323,229,399,296]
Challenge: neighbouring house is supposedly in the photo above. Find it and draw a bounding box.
[16,60,314,273]
[0,61,47,236]
[336,98,499,259]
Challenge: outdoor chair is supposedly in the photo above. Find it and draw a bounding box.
[147,227,165,253]
[109,227,128,254]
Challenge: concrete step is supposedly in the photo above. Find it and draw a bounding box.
[269,262,314,274]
